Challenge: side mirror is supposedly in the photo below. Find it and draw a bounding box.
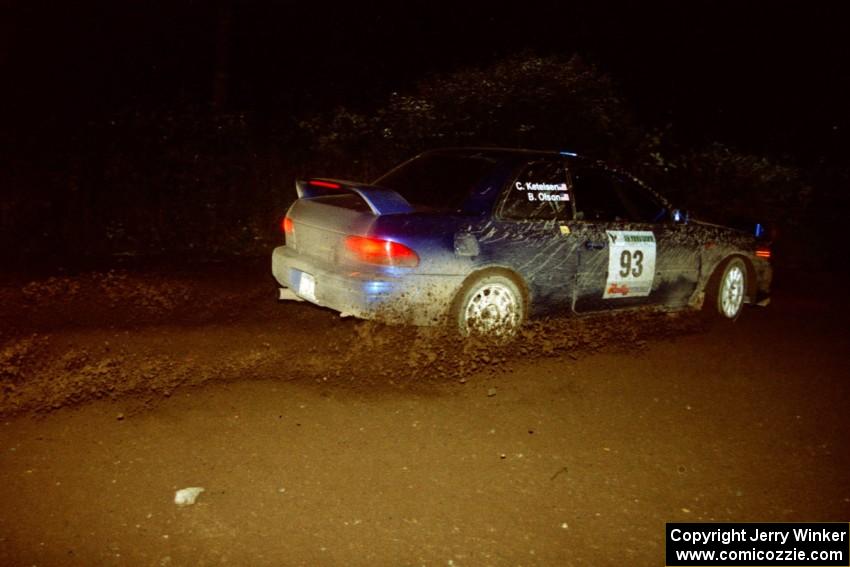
[672,208,690,223]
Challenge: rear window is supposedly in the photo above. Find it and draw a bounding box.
[374,153,498,212]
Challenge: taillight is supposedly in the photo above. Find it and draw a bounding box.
[282,216,294,235]
[344,236,419,267]
[755,246,771,260]
[309,180,342,189]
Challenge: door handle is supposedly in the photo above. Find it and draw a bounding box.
[584,240,606,250]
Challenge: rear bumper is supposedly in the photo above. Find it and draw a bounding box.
[271,246,465,325]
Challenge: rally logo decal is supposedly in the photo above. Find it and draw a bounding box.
[603,230,656,299]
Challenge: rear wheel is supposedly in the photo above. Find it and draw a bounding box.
[453,273,525,337]
[710,257,747,319]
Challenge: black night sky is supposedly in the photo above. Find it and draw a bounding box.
[2,1,849,264]
[4,2,848,154]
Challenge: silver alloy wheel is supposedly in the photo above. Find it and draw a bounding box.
[461,281,521,336]
[719,261,746,318]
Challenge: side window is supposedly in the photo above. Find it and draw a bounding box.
[615,174,668,223]
[571,167,629,221]
[571,167,666,223]
[499,160,572,221]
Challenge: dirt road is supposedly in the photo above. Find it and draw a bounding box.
[0,263,848,566]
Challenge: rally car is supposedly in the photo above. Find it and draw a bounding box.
[272,148,772,335]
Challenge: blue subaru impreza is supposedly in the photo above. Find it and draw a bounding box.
[272,148,772,335]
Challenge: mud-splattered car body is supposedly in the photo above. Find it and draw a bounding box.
[272,148,772,332]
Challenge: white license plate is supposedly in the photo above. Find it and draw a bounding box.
[298,272,316,302]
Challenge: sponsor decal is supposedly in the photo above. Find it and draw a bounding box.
[607,283,630,296]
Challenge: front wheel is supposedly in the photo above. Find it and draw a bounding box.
[453,273,525,337]
[711,257,747,319]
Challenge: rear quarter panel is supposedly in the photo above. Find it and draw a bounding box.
[370,213,482,276]
[687,221,762,299]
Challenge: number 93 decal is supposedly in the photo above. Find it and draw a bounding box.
[619,249,644,278]
[604,231,656,298]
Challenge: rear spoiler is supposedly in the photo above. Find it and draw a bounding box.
[295,178,414,216]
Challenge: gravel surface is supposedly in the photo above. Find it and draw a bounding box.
[0,263,848,565]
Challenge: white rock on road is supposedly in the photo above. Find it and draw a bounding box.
[174,487,205,507]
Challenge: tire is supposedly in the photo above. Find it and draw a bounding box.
[709,257,747,319]
[452,273,526,337]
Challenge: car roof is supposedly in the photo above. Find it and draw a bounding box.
[421,147,577,160]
